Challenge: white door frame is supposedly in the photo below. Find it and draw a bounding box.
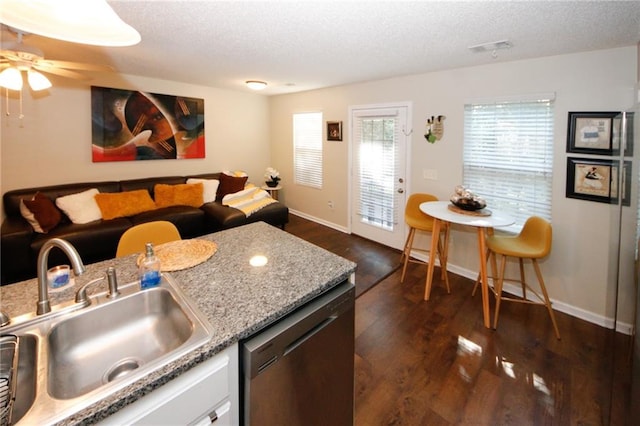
[347,101,413,249]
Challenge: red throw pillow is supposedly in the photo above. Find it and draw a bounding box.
[20,192,62,233]
[217,173,248,200]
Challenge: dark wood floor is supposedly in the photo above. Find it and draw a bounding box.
[285,214,633,425]
[285,214,401,297]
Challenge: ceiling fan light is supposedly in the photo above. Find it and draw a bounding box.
[246,80,267,91]
[27,69,52,91]
[0,0,141,47]
[0,67,23,90]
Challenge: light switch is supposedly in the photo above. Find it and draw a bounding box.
[423,169,438,180]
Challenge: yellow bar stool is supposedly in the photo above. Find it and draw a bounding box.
[116,221,182,257]
[487,216,560,339]
[400,193,450,291]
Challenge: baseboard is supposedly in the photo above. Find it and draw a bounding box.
[411,252,633,335]
[289,210,350,234]
[290,213,633,335]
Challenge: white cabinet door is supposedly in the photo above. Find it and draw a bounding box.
[101,344,239,426]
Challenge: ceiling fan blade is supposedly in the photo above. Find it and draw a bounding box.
[35,59,113,72]
[32,65,90,80]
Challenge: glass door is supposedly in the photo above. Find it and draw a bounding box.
[350,104,410,249]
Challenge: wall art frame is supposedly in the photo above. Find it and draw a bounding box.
[327,121,342,141]
[91,86,205,162]
[612,111,634,157]
[566,157,631,205]
[566,111,619,155]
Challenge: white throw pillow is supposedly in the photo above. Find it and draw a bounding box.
[55,188,103,224]
[187,178,219,204]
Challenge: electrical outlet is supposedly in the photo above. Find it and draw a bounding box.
[328,200,334,209]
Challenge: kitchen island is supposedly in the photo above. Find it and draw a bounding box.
[0,222,357,425]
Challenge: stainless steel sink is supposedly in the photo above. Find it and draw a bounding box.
[8,334,38,425]
[47,286,196,399]
[0,273,213,425]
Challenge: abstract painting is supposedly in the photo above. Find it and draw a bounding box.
[91,86,205,162]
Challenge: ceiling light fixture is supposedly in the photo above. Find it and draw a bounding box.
[0,67,51,91]
[27,69,52,91]
[0,0,141,46]
[0,67,23,91]
[246,80,267,91]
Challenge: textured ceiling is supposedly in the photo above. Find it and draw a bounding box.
[1,1,640,95]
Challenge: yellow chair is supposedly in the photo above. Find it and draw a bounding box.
[116,221,181,257]
[487,216,560,339]
[400,194,450,291]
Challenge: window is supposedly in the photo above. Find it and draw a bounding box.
[293,112,323,189]
[463,95,554,231]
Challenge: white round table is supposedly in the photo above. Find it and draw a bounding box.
[419,201,515,328]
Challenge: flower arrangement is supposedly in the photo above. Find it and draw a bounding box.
[264,167,281,187]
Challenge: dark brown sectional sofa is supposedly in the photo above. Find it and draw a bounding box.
[1,173,288,285]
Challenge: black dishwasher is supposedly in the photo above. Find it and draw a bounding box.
[240,280,355,426]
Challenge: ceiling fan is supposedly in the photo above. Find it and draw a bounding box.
[0,30,113,91]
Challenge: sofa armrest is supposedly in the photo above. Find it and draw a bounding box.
[201,202,247,231]
[1,217,35,284]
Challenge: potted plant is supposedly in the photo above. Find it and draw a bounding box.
[264,167,281,187]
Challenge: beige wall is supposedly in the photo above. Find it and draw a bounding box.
[0,73,270,193]
[269,46,638,329]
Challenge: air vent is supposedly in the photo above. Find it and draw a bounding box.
[468,40,512,53]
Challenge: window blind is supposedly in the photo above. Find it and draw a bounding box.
[463,98,554,231]
[353,111,401,230]
[293,112,323,189]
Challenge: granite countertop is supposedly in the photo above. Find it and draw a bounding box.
[0,222,357,425]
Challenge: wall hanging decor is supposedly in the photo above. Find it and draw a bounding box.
[566,111,618,155]
[91,86,205,162]
[424,115,445,143]
[566,157,631,205]
[327,121,342,141]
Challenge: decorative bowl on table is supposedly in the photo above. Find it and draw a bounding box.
[450,196,487,211]
[450,185,487,211]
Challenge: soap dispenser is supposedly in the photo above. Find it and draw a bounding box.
[139,242,161,289]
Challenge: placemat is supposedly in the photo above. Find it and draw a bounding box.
[448,204,492,217]
[137,239,218,271]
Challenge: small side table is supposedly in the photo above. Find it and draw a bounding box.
[261,185,282,200]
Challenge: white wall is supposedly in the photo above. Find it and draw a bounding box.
[0,73,270,195]
[269,46,638,329]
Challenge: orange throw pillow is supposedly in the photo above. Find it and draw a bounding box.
[94,190,156,220]
[154,183,204,208]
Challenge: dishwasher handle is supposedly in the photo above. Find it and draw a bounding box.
[242,281,355,379]
[283,315,337,357]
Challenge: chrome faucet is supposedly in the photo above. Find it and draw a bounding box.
[75,267,120,306]
[37,238,86,315]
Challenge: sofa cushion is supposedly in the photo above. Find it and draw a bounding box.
[94,190,157,220]
[119,176,186,198]
[30,218,132,268]
[130,206,205,239]
[217,173,248,200]
[20,192,62,233]
[187,178,219,203]
[154,183,204,208]
[55,188,103,224]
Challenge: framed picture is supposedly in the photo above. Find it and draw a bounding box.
[566,111,618,155]
[612,111,634,156]
[566,157,631,205]
[91,86,205,162]
[612,160,632,206]
[327,121,342,141]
